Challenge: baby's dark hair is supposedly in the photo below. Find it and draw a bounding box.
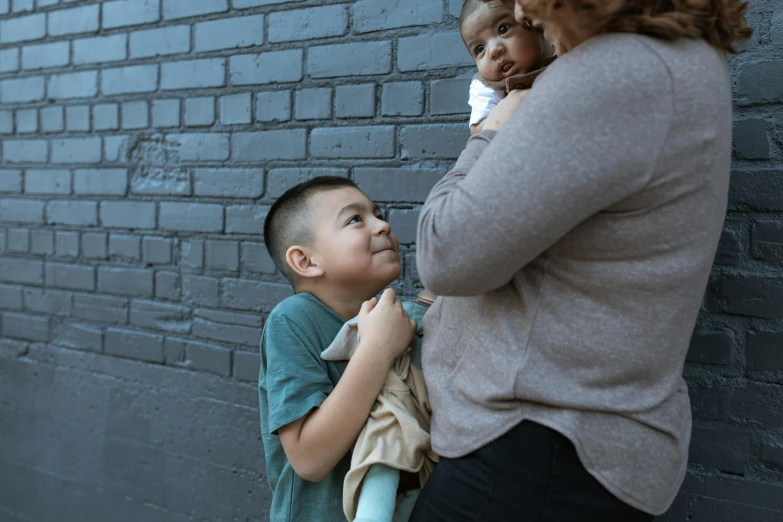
[460,0,508,34]
[264,176,359,285]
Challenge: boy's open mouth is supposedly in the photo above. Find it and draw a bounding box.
[500,61,517,77]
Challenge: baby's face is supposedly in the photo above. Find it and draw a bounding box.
[461,2,543,82]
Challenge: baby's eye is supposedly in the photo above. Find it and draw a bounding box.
[474,44,485,56]
[499,24,510,35]
[347,215,362,225]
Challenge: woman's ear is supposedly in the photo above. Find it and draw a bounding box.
[286,245,324,279]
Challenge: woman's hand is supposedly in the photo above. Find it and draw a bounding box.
[482,89,530,132]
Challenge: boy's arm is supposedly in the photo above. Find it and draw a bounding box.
[279,289,416,482]
[470,119,486,135]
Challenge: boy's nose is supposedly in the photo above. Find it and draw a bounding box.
[373,217,392,235]
[489,42,504,59]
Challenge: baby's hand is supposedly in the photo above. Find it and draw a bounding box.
[357,288,416,364]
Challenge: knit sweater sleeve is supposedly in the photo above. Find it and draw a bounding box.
[416,37,675,296]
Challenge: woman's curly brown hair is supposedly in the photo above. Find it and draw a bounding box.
[516,0,752,53]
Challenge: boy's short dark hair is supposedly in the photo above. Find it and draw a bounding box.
[264,176,360,285]
[460,0,505,34]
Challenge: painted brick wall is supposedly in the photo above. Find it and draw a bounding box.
[0,0,780,520]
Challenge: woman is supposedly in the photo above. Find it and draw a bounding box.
[411,0,751,520]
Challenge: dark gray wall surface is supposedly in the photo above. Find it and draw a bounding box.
[0,0,780,521]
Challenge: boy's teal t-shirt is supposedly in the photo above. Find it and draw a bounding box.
[258,292,349,522]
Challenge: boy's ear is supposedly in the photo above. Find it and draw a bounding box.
[285,245,324,280]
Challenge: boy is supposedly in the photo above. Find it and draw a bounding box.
[258,176,422,522]
[461,0,555,134]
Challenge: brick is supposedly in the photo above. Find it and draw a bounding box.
[192,311,261,347]
[98,267,154,297]
[40,106,64,133]
[52,322,102,352]
[7,227,29,252]
[194,168,263,198]
[353,0,441,33]
[715,225,742,265]
[2,312,48,341]
[401,124,468,159]
[36,0,58,7]
[382,81,424,116]
[184,97,215,127]
[266,168,347,199]
[734,119,771,160]
[165,337,231,376]
[231,130,306,161]
[729,383,783,429]
[152,99,180,128]
[155,271,180,300]
[295,88,332,120]
[54,231,79,257]
[93,104,119,131]
[0,13,45,43]
[47,4,98,36]
[0,111,12,134]
[206,240,239,271]
[73,34,127,65]
[45,262,95,290]
[0,170,22,193]
[105,328,164,363]
[30,229,54,255]
[255,91,291,122]
[751,221,783,263]
[0,284,23,310]
[0,199,45,223]
[163,0,227,20]
[230,50,302,85]
[219,93,252,125]
[311,126,395,158]
[65,105,90,132]
[130,166,191,197]
[747,331,783,371]
[354,168,441,203]
[737,60,783,105]
[22,41,69,69]
[102,65,158,95]
[181,239,203,268]
[130,25,189,59]
[233,350,260,382]
[241,242,276,274]
[81,232,107,259]
[161,59,225,90]
[24,169,71,195]
[23,288,72,315]
[0,48,19,73]
[388,208,419,244]
[225,205,267,234]
[431,78,472,115]
[183,275,219,307]
[130,300,190,334]
[46,200,97,226]
[0,76,45,103]
[16,109,37,134]
[142,237,172,264]
[0,258,43,284]
[195,15,264,52]
[160,202,223,232]
[268,5,346,42]
[335,84,375,119]
[689,427,751,474]
[104,136,130,163]
[721,275,783,319]
[47,71,98,100]
[73,293,128,324]
[686,330,735,365]
[169,133,229,161]
[13,0,32,11]
[109,234,141,260]
[398,32,473,71]
[99,201,156,229]
[74,169,127,196]
[221,278,291,312]
[761,444,783,471]
[308,42,391,78]
[121,101,149,130]
[102,0,160,30]
[233,0,301,7]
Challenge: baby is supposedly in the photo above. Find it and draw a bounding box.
[460,0,556,134]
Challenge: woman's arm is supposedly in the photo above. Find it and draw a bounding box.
[416,38,675,296]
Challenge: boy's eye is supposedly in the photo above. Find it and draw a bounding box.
[474,44,485,56]
[347,215,362,225]
[499,24,510,35]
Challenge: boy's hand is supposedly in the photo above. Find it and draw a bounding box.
[357,288,416,363]
[484,88,530,132]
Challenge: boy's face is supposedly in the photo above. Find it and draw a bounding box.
[462,1,543,82]
[309,187,401,293]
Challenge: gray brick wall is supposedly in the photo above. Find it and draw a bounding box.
[0,1,780,521]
